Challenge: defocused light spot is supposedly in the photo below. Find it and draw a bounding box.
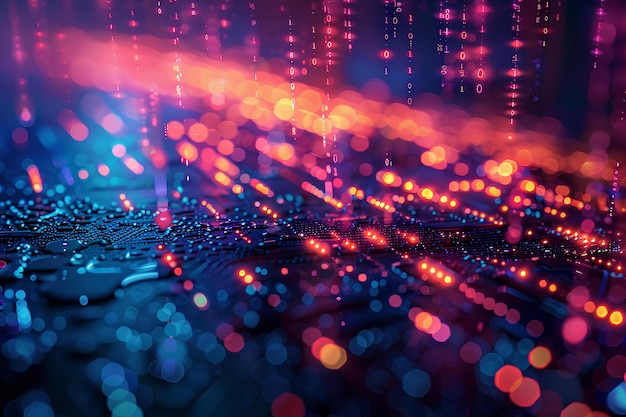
[320,343,347,370]
[562,316,588,345]
[224,332,244,353]
[188,122,208,142]
[271,392,305,417]
[112,144,126,158]
[102,113,123,134]
[509,377,541,407]
[27,165,43,193]
[528,346,551,369]
[166,120,184,140]
[559,402,593,417]
[596,305,609,319]
[610,311,624,326]
[494,365,523,393]
[193,293,208,310]
[402,369,431,398]
[460,342,482,364]
[608,382,626,415]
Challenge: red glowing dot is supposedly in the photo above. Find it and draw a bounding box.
[509,377,541,407]
[560,402,593,417]
[0,260,6,269]
[224,332,244,353]
[302,327,322,346]
[494,365,523,393]
[460,342,482,364]
[268,294,281,307]
[173,267,183,276]
[183,280,193,291]
[505,308,521,324]
[155,211,173,229]
[271,393,305,417]
[562,316,589,345]
[388,294,402,308]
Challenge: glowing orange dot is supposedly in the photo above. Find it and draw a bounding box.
[596,305,609,319]
[320,343,347,370]
[382,172,396,185]
[177,142,199,162]
[311,336,334,360]
[528,346,551,369]
[583,301,596,313]
[539,279,547,288]
[188,122,208,142]
[414,312,441,334]
[166,120,185,139]
[420,188,434,200]
[610,311,624,326]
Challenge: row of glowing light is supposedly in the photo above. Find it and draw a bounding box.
[168,133,597,232]
[512,265,624,326]
[351,181,503,226]
[168,117,611,234]
[59,28,623,190]
[379,170,502,199]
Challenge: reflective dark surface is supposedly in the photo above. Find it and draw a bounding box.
[0,1,625,416]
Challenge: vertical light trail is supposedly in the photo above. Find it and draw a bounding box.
[27,165,43,194]
[476,0,486,97]
[510,0,522,125]
[592,0,606,69]
[9,0,34,126]
[407,8,414,105]
[107,0,122,98]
